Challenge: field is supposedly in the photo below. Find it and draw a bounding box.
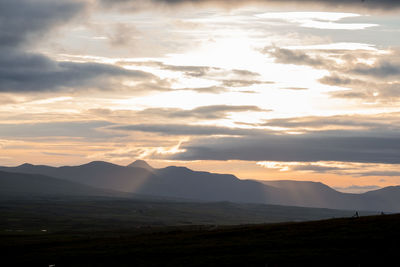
[0,196,377,231]
[1,196,397,266]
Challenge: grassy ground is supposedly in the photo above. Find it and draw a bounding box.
[0,196,374,232]
[0,197,397,266]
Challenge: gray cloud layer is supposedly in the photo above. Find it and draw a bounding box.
[100,0,400,11]
[137,105,269,119]
[113,124,271,136]
[0,0,85,48]
[111,111,400,164]
[262,113,400,131]
[168,134,400,164]
[0,50,156,92]
[0,0,160,93]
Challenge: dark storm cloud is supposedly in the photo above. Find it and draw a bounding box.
[0,0,85,48]
[0,0,164,93]
[99,0,400,11]
[0,50,157,92]
[166,133,400,164]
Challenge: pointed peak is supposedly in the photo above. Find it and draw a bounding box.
[127,160,153,170]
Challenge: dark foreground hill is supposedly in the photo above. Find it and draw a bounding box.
[2,213,399,266]
[0,196,373,232]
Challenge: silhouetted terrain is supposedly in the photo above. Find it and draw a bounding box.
[1,160,399,211]
[0,170,121,197]
[2,213,399,266]
[1,196,374,232]
[1,161,398,266]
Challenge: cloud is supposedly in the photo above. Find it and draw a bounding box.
[119,61,267,92]
[281,87,308,90]
[181,85,229,94]
[266,46,400,102]
[105,23,141,47]
[0,95,17,105]
[265,46,331,67]
[88,105,271,127]
[262,112,400,131]
[121,61,220,78]
[164,133,400,164]
[0,0,164,93]
[123,61,261,80]
[42,151,86,157]
[137,105,270,119]
[354,171,400,177]
[322,75,400,100]
[161,64,218,78]
[222,79,274,87]
[113,123,271,136]
[0,50,157,92]
[291,164,342,173]
[98,0,400,12]
[0,121,122,140]
[351,61,400,79]
[110,112,400,165]
[0,0,85,48]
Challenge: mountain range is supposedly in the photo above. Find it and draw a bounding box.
[1,160,399,212]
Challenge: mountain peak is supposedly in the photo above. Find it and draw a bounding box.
[18,163,34,168]
[127,160,153,170]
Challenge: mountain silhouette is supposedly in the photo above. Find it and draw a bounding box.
[1,161,399,212]
[0,170,118,197]
[127,160,154,171]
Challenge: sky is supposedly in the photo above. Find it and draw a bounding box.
[1,0,400,192]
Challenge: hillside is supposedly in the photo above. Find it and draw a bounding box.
[0,196,373,232]
[0,170,120,197]
[1,213,399,266]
